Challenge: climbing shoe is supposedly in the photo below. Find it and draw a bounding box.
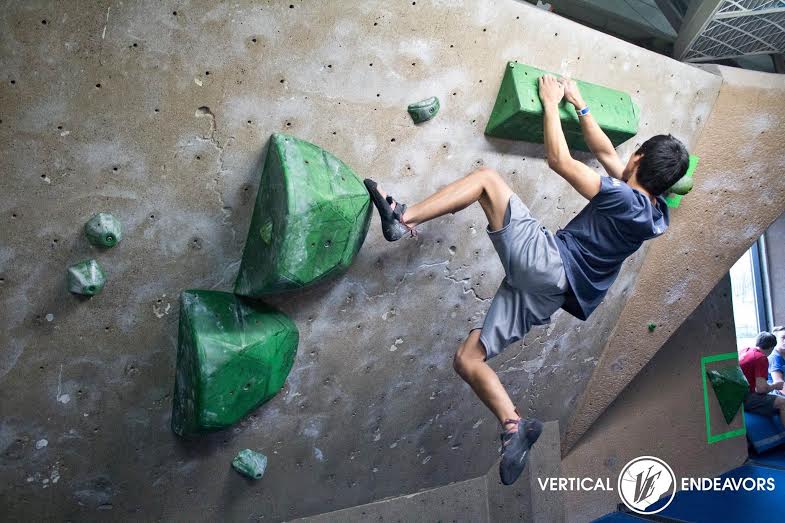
[363,178,417,242]
[499,417,543,486]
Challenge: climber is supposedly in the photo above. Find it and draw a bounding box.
[364,74,689,486]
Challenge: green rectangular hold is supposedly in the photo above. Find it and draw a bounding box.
[664,154,699,209]
[484,62,640,152]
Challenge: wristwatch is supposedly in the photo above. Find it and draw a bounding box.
[577,106,590,116]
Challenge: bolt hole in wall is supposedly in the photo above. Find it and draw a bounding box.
[730,239,770,350]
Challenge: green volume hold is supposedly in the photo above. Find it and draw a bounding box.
[232,449,268,479]
[706,365,749,425]
[408,96,440,123]
[485,62,639,152]
[171,290,299,437]
[234,133,372,296]
[84,212,122,247]
[67,259,106,296]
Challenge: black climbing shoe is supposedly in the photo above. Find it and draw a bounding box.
[499,418,543,486]
[363,178,416,242]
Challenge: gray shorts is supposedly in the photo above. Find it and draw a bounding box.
[744,391,779,417]
[471,193,568,359]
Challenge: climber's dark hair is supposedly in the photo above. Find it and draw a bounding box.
[756,331,777,351]
[634,134,689,196]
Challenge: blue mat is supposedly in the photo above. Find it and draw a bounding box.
[749,446,785,469]
[646,464,785,522]
[592,513,650,522]
[745,410,785,453]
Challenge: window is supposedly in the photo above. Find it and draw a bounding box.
[729,240,768,350]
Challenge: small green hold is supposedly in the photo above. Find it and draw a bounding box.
[259,219,273,244]
[647,322,657,332]
[668,175,693,196]
[84,212,122,247]
[407,96,440,124]
[232,449,268,480]
[67,259,106,296]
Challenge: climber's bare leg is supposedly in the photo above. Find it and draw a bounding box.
[377,167,514,233]
[454,329,520,431]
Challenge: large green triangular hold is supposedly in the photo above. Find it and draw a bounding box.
[706,365,749,425]
[485,62,640,152]
[235,133,372,296]
[171,290,299,437]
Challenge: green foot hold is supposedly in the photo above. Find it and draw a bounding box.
[647,322,657,332]
[234,133,372,296]
[706,365,749,424]
[84,213,122,247]
[485,62,639,152]
[67,259,106,296]
[664,155,700,209]
[232,449,268,479]
[171,290,299,437]
[407,96,440,123]
[668,175,693,196]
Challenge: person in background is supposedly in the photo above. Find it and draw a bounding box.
[769,326,785,397]
[739,332,785,427]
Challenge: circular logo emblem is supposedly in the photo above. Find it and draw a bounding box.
[617,456,676,514]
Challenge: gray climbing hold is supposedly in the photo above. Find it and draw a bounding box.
[67,259,106,296]
[84,213,122,247]
[232,449,268,479]
[407,96,440,124]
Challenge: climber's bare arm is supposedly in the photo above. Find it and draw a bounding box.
[539,75,601,200]
[562,78,625,180]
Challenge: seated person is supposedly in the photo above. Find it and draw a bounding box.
[740,332,785,427]
[769,326,785,397]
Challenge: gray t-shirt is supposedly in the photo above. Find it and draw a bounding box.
[555,176,669,320]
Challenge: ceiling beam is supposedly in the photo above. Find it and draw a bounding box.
[674,0,723,60]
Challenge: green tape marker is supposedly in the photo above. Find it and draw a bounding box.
[700,353,747,444]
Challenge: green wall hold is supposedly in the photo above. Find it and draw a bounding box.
[669,175,693,196]
[171,290,299,437]
[664,155,700,209]
[232,449,268,479]
[485,62,640,152]
[67,259,106,296]
[706,365,749,425]
[647,322,657,332]
[234,133,372,296]
[407,96,440,123]
[84,212,123,247]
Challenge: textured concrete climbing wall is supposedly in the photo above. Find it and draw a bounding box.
[0,1,719,520]
[565,65,785,452]
[562,277,747,521]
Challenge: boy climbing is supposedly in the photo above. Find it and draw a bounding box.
[364,74,689,486]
